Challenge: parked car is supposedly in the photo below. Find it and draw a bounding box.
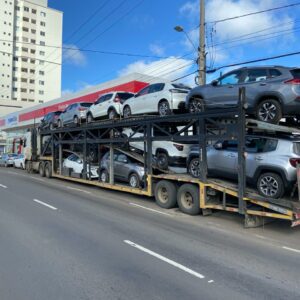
[122,82,191,117]
[99,150,144,188]
[0,153,18,167]
[58,102,92,127]
[187,135,300,198]
[63,153,98,178]
[39,111,62,131]
[186,66,300,124]
[122,127,195,169]
[13,154,25,169]
[87,92,134,122]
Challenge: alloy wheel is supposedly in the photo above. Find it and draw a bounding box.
[259,175,279,197]
[189,99,203,113]
[158,102,170,116]
[258,102,277,122]
[189,158,200,177]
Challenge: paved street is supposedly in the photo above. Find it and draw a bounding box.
[0,167,300,300]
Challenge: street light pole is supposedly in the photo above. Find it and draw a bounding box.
[199,0,206,85]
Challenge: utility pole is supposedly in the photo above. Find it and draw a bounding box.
[199,0,206,85]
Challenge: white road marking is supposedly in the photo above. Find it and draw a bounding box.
[0,184,7,189]
[33,199,57,210]
[282,246,300,254]
[129,203,171,216]
[30,176,45,182]
[124,240,205,280]
[208,280,214,283]
[66,186,91,194]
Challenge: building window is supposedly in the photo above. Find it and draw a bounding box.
[13,87,17,92]
[21,68,28,72]
[22,47,28,52]
[21,98,27,101]
[23,27,29,32]
[30,69,35,74]
[32,9,36,14]
[13,67,18,71]
[15,6,20,11]
[40,21,46,27]
[29,79,35,84]
[24,7,29,12]
[39,60,44,65]
[29,89,34,94]
[39,51,45,56]
[30,59,35,64]
[39,80,44,85]
[31,29,36,34]
[30,49,36,54]
[21,88,27,93]
[39,70,44,75]
[28,99,34,102]
[39,90,44,95]
[40,31,45,37]
[31,19,36,24]
[22,37,29,42]
[39,100,43,103]
[40,12,46,17]
[12,98,17,100]
[13,77,17,81]
[21,58,28,62]
[23,17,29,22]
[31,39,36,44]
[40,41,45,46]
[21,78,27,83]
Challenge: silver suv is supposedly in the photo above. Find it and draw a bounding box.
[187,135,300,199]
[186,66,300,124]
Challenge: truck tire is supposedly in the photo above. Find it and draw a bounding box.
[44,162,52,178]
[155,180,177,209]
[26,161,33,173]
[39,162,45,177]
[100,169,109,183]
[156,152,169,170]
[177,184,200,215]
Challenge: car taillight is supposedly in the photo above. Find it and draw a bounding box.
[114,96,121,103]
[78,107,87,111]
[169,89,188,94]
[289,158,300,167]
[173,143,184,151]
[284,78,300,85]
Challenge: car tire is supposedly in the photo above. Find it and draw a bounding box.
[177,184,200,215]
[74,116,79,126]
[44,162,52,178]
[108,109,117,120]
[256,99,282,124]
[87,113,94,123]
[129,172,140,188]
[21,163,24,169]
[188,98,204,113]
[257,172,284,199]
[188,157,200,178]
[156,152,169,170]
[155,180,177,209]
[39,162,45,177]
[158,100,171,116]
[100,169,109,183]
[123,106,131,118]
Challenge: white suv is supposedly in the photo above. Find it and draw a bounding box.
[122,127,196,169]
[122,82,191,117]
[87,91,134,122]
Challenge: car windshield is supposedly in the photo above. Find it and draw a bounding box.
[291,69,300,79]
[54,111,62,115]
[117,93,134,100]
[9,154,18,158]
[80,103,92,107]
[172,83,191,90]
[293,142,300,154]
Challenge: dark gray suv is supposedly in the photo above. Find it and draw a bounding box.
[187,135,300,199]
[186,66,300,124]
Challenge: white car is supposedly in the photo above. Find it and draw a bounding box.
[122,82,191,117]
[87,91,134,122]
[13,154,25,169]
[122,127,196,170]
[63,153,98,178]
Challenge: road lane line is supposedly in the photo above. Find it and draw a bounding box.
[66,186,91,194]
[129,203,171,216]
[208,280,214,283]
[30,176,45,182]
[33,199,57,210]
[0,184,7,189]
[282,246,300,254]
[124,240,205,280]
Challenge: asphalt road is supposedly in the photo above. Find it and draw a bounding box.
[0,167,300,300]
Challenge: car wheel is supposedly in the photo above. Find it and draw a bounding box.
[188,158,200,178]
[100,169,109,183]
[123,106,131,118]
[156,152,169,170]
[49,123,54,130]
[155,180,177,209]
[129,173,140,188]
[39,162,45,177]
[108,109,117,120]
[45,162,52,178]
[177,184,200,215]
[158,100,171,116]
[74,116,79,126]
[4,162,8,168]
[21,163,24,169]
[257,172,284,199]
[87,113,94,123]
[256,99,282,124]
[188,98,204,113]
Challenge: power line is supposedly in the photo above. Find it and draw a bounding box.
[207,2,300,24]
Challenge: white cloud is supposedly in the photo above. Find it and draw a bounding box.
[179,1,198,19]
[61,89,73,96]
[63,44,87,66]
[118,57,194,82]
[149,43,165,56]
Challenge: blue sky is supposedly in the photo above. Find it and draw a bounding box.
[48,0,300,94]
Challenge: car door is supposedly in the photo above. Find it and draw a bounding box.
[147,83,165,112]
[208,140,238,177]
[63,105,73,123]
[101,94,114,117]
[130,86,150,114]
[91,95,104,118]
[115,153,129,181]
[207,70,245,107]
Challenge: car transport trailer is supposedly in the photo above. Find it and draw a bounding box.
[24,88,300,228]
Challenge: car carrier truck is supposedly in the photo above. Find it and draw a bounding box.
[23,88,300,228]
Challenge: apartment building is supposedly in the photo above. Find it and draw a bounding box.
[0,0,62,116]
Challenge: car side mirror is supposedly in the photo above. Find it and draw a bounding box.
[77,159,83,164]
[214,142,222,150]
[211,79,218,86]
